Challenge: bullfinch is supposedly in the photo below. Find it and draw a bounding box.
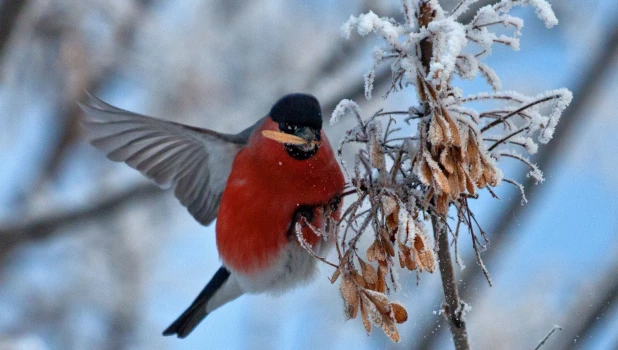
[80,93,345,338]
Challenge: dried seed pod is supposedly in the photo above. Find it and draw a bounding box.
[477,171,487,189]
[457,163,467,195]
[360,294,372,334]
[424,77,439,102]
[419,158,433,185]
[425,154,451,195]
[359,258,378,285]
[434,114,450,144]
[467,130,479,155]
[378,259,389,274]
[381,195,398,217]
[454,145,466,162]
[467,131,482,181]
[443,111,462,147]
[391,302,408,323]
[481,156,499,186]
[397,241,407,269]
[382,196,400,232]
[381,314,401,342]
[386,211,399,232]
[341,275,359,319]
[464,169,476,195]
[369,125,385,171]
[405,250,417,271]
[414,234,436,273]
[398,251,406,269]
[434,168,451,195]
[448,168,460,197]
[352,270,367,288]
[428,117,445,145]
[380,227,392,242]
[380,234,396,257]
[376,266,387,293]
[412,248,422,270]
[330,268,341,284]
[366,240,381,262]
[397,216,413,246]
[364,290,391,315]
[440,147,455,174]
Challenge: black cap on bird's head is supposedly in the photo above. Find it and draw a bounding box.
[270,93,322,130]
[269,93,323,160]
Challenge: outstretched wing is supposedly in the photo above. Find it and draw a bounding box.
[80,94,258,226]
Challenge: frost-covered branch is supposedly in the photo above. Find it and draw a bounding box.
[417,8,618,349]
[320,0,571,345]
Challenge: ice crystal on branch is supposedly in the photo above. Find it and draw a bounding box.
[302,0,571,343]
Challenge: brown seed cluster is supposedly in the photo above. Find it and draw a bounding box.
[329,194,435,342]
[333,262,408,342]
[381,195,435,274]
[415,76,501,215]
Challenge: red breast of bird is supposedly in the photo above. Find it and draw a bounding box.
[217,116,345,291]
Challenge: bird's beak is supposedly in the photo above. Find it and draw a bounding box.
[262,130,321,147]
[293,126,320,145]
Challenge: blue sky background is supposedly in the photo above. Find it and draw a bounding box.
[0,1,617,349]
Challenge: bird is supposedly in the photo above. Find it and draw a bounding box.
[80,93,346,338]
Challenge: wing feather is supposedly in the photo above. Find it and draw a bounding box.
[80,94,254,226]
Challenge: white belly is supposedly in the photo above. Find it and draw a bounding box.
[231,238,332,294]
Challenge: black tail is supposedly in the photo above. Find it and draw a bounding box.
[162,266,231,338]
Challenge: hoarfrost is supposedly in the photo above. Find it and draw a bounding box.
[478,61,502,91]
[427,19,467,85]
[495,0,558,28]
[329,0,571,342]
[450,0,480,20]
[539,88,573,143]
[455,54,479,81]
[331,99,362,126]
[342,11,403,45]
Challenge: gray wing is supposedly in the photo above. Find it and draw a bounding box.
[79,93,260,226]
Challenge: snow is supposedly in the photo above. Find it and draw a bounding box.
[363,47,385,100]
[450,0,480,20]
[499,150,544,184]
[478,61,502,91]
[539,88,573,144]
[427,18,467,85]
[456,54,479,81]
[330,99,362,126]
[341,11,403,46]
[495,0,559,28]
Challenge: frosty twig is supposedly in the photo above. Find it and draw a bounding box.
[312,0,571,345]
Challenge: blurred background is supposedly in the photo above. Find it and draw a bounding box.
[0,0,617,349]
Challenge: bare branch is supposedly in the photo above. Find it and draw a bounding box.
[416,13,618,347]
[0,0,27,59]
[432,215,470,350]
[480,95,560,133]
[487,127,528,151]
[535,325,562,350]
[0,183,160,261]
